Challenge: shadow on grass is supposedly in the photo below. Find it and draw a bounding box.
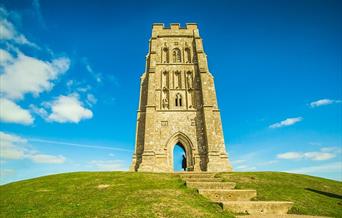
[305,188,342,200]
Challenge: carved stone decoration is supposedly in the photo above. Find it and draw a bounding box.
[162,71,169,89]
[130,23,232,173]
[162,89,169,109]
[186,71,193,89]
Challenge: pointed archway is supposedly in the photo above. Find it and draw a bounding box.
[166,131,194,171]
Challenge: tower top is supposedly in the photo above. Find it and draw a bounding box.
[152,23,198,31]
[151,23,199,38]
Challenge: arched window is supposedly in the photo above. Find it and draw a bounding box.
[162,47,169,63]
[184,48,191,63]
[175,93,182,107]
[172,48,181,63]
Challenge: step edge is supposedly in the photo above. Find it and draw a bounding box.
[199,189,257,192]
[221,201,294,204]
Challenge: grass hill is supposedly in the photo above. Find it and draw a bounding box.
[0,172,341,217]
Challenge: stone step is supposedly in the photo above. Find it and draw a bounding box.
[199,189,257,201]
[183,178,223,182]
[186,181,236,189]
[179,173,216,179]
[176,172,216,175]
[222,201,293,215]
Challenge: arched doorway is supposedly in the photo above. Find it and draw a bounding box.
[166,132,194,172]
[173,143,186,171]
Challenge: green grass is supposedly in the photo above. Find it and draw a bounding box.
[1,172,341,218]
[217,172,342,217]
[0,172,233,218]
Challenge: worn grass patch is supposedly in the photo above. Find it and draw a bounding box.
[217,172,342,217]
[0,172,233,218]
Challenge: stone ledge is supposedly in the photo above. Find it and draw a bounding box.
[199,189,257,201]
[186,181,236,189]
[183,178,223,182]
[222,201,293,215]
[179,173,216,179]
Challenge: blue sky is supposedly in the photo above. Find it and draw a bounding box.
[0,0,341,184]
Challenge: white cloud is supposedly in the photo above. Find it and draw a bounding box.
[28,154,65,164]
[46,94,93,123]
[277,148,336,161]
[0,8,37,47]
[29,104,48,119]
[320,146,342,153]
[0,131,27,160]
[85,64,93,74]
[287,162,342,174]
[0,131,65,164]
[0,52,70,100]
[0,7,79,127]
[269,117,303,129]
[277,152,303,160]
[303,152,335,161]
[66,80,74,88]
[0,49,13,64]
[0,131,27,144]
[0,98,34,125]
[310,99,341,108]
[77,85,92,93]
[89,160,127,171]
[86,93,97,105]
[82,58,102,83]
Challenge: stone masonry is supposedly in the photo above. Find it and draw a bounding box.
[130,23,232,172]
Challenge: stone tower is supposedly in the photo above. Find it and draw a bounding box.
[130,23,232,172]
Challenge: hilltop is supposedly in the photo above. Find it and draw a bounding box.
[0,172,341,217]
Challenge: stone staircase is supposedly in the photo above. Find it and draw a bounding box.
[177,172,327,218]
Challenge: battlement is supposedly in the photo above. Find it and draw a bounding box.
[152,23,198,31]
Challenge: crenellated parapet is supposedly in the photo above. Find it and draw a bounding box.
[152,23,198,31]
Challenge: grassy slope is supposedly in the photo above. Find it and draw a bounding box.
[0,172,232,218]
[0,172,341,218]
[218,172,342,217]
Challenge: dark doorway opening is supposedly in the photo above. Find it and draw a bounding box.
[173,143,186,171]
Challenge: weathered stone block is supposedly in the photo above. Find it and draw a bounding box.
[199,189,257,201]
[186,181,236,189]
[222,201,293,215]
